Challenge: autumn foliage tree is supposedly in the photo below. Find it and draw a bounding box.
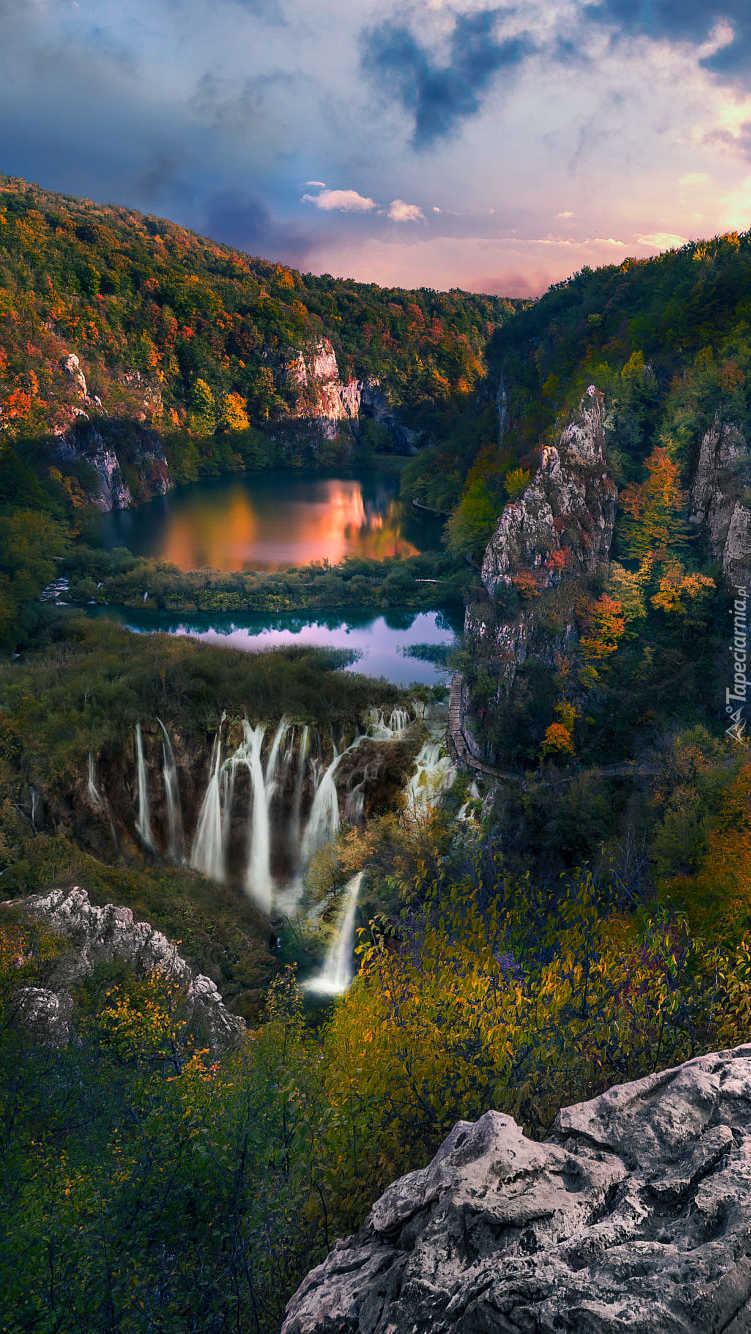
[621,445,688,564]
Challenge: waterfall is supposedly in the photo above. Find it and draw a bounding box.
[221,761,236,858]
[344,779,365,825]
[135,723,154,850]
[87,752,102,806]
[264,716,290,800]
[242,722,273,914]
[405,741,455,816]
[290,724,310,858]
[389,706,410,734]
[370,705,411,739]
[190,728,225,881]
[304,872,364,995]
[301,748,342,863]
[158,719,185,862]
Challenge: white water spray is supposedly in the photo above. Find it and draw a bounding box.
[242,722,273,914]
[87,752,103,807]
[158,719,185,862]
[344,779,366,825]
[305,871,364,995]
[405,741,455,816]
[290,726,309,845]
[264,716,289,800]
[301,747,342,863]
[190,727,225,880]
[370,705,411,739]
[135,723,154,850]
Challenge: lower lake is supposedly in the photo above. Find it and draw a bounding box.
[86,606,459,687]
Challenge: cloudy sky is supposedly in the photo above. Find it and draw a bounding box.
[3,0,751,294]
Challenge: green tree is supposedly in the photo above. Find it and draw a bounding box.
[189,378,216,434]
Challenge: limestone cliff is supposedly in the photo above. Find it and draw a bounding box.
[466,388,617,696]
[283,1042,751,1333]
[2,886,243,1051]
[287,337,415,447]
[690,414,751,590]
[53,350,171,511]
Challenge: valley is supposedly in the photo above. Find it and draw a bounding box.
[3,177,751,1333]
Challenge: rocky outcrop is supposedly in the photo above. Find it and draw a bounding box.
[55,418,170,511]
[466,389,617,698]
[690,416,751,589]
[481,388,616,599]
[288,337,416,447]
[283,1043,751,1333]
[2,886,243,1051]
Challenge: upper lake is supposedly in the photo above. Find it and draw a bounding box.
[97,468,439,572]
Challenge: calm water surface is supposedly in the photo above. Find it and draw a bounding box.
[88,606,458,686]
[93,470,454,684]
[98,470,437,571]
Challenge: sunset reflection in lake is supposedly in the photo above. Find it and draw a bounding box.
[99,471,431,571]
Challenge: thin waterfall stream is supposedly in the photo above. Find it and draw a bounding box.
[190,729,225,880]
[158,719,185,863]
[135,723,154,850]
[304,871,364,995]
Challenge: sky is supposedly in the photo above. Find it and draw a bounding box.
[3,0,751,295]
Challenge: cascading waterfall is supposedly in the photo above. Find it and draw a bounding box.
[264,716,289,801]
[344,779,366,825]
[242,721,273,914]
[304,871,364,995]
[290,725,310,846]
[135,723,154,850]
[190,728,225,880]
[301,747,342,863]
[370,705,411,739]
[389,706,410,734]
[158,719,185,863]
[87,752,102,806]
[221,762,236,856]
[405,741,456,816]
[125,702,435,948]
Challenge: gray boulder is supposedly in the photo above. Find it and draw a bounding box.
[283,1044,751,1333]
[2,886,243,1051]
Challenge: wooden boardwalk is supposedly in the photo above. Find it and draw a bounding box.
[447,673,659,788]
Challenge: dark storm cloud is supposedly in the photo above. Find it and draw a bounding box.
[133,152,190,204]
[586,1,751,85]
[362,9,534,148]
[205,190,316,265]
[192,70,300,135]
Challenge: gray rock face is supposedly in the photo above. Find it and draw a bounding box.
[3,886,243,1051]
[288,337,415,447]
[289,338,368,440]
[690,416,751,590]
[283,1044,751,1333]
[61,351,89,399]
[466,390,616,699]
[55,420,170,511]
[481,388,616,599]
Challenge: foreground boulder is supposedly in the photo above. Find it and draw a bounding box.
[283,1044,751,1333]
[2,885,243,1051]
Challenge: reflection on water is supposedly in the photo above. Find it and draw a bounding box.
[85,607,458,686]
[98,471,433,572]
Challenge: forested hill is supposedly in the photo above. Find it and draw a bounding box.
[491,231,751,460]
[434,229,751,559]
[0,174,514,441]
